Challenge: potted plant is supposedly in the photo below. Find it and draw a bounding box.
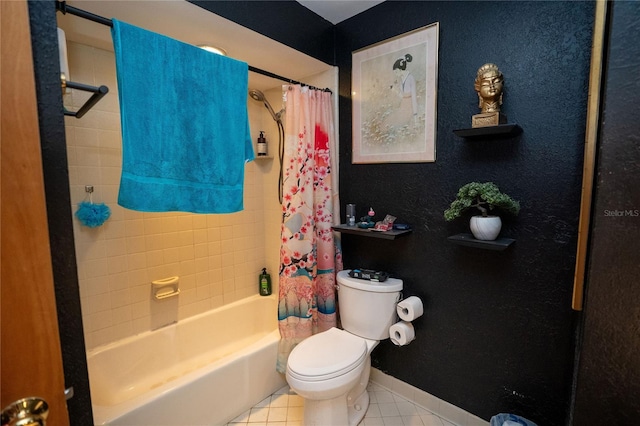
[444,182,520,240]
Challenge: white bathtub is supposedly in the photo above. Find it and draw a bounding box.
[89,295,286,425]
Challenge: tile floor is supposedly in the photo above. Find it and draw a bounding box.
[226,382,458,426]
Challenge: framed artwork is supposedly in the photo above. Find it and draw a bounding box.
[352,23,439,163]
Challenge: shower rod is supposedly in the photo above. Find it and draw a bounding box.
[55,1,332,93]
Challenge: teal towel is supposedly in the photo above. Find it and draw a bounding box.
[111,19,254,213]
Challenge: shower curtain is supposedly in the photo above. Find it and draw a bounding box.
[276,84,342,373]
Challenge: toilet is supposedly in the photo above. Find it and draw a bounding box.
[285,269,403,426]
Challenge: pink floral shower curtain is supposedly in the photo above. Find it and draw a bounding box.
[276,84,342,373]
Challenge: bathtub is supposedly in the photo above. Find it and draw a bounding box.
[89,295,286,425]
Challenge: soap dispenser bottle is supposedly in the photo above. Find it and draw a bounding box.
[257,131,267,156]
[259,268,271,296]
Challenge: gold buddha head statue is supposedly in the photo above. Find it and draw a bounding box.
[474,63,504,113]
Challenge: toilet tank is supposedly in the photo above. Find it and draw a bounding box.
[337,270,403,340]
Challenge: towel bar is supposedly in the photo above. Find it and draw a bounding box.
[62,79,109,119]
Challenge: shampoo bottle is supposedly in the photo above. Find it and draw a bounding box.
[259,268,271,296]
[257,131,267,156]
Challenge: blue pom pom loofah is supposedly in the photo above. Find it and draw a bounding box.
[75,201,111,228]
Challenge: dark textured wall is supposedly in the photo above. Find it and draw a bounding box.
[573,1,640,423]
[189,0,335,65]
[27,1,93,424]
[334,2,595,424]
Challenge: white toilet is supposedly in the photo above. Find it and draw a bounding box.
[286,269,403,426]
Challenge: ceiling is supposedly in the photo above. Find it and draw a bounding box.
[296,0,385,24]
[58,0,372,92]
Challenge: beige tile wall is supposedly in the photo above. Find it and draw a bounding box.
[64,42,273,350]
[64,41,338,351]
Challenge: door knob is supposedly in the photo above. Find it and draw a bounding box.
[1,397,49,426]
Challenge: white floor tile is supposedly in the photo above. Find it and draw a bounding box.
[287,406,304,421]
[396,401,419,416]
[255,396,272,408]
[270,394,289,408]
[365,403,382,418]
[288,394,304,407]
[247,406,269,422]
[380,402,402,417]
[375,390,397,404]
[382,416,405,426]
[402,414,426,426]
[267,407,288,422]
[225,382,459,426]
[420,413,445,426]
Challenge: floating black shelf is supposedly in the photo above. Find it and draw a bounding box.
[453,123,521,139]
[447,233,515,251]
[332,224,412,240]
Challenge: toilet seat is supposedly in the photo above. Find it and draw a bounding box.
[287,328,367,382]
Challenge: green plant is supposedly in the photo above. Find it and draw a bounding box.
[444,182,520,221]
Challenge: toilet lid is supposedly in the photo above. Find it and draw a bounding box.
[287,328,367,382]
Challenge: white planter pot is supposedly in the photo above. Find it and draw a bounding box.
[469,215,502,241]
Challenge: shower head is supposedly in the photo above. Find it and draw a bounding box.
[249,89,282,123]
[249,89,265,102]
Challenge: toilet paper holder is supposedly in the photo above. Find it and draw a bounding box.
[152,276,180,300]
[396,296,424,322]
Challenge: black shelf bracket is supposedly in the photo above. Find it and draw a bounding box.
[447,233,515,251]
[453,123,522,139]
[332,224,412,240]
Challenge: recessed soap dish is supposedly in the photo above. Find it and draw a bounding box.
[152,276,180,300]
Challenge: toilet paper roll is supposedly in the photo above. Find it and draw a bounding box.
[397,296,424,321]
[389,321,415,346]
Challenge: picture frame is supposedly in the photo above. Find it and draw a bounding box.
[352,23,439,164]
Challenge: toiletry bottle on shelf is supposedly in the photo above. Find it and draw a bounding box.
[257,131,267,156]
[259,268,271,296]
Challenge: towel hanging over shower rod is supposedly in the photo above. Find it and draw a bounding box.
[55,1,332,93]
